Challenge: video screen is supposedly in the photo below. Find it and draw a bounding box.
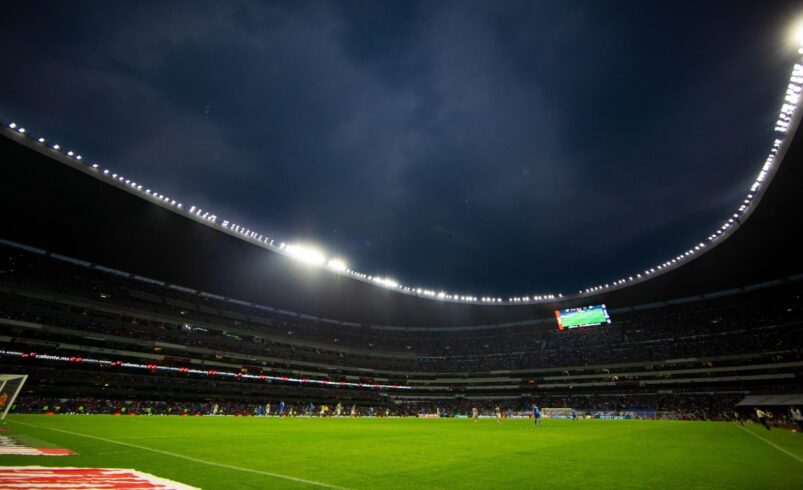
[555,304,611,330]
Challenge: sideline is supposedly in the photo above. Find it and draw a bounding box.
[9,420,351,489]
[736,424,803,464]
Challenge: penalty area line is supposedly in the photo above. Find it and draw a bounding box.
[736,424,803,464]
[9,420,351,489]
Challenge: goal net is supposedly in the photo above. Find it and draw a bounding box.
[0,374,28,420]
[543,407,575,418]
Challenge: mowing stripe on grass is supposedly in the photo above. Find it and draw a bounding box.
[736,424,803,464]
[120,434,243,440]
[9,421,350,489]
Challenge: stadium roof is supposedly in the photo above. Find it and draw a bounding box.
[1,106,803,326]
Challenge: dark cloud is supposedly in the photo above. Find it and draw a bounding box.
[1,0,798,296]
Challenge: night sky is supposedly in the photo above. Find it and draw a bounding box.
[1,1,801,297]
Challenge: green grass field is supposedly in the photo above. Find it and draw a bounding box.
[2,415,802,489]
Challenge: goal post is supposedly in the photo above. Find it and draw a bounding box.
[543,407,575,419]
[0,374,28,420]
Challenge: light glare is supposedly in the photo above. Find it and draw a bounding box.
[327,259,348,272]
[285,244,326,267]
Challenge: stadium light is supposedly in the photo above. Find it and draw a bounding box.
[285,244,326,267]
[327,258,348,272]
[373,277,399,288]
[791,18,803,46]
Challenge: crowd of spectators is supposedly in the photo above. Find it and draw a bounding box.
[10,396,398,417]
[1,242,801,418]
[9,392,745,421]
[2,286,801,374]
[399,392,745,420]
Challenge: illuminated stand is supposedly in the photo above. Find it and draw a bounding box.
[0,374,28,420]
[0,351,411,392]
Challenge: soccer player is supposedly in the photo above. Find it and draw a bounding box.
[279,400,286,417]
[790,407,800,429]
[471,407,479,422]
[495,406,502,424]
[350,404,357,417]
[265,402,271,416]
[533,405,543,426]
[755,407,770,430]
[790,407,803,431]
[335,402,343,417]
[571,408,577,422]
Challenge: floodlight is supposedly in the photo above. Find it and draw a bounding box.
[285,244,326,267]
[373,277,399,288]
[327,259,348,272]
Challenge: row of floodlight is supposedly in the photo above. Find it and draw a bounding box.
[9,124,187,213]
[578,52,803,295]
[5,118,560,304]
[3,51,801,305]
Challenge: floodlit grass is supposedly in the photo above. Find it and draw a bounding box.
[2,415,802,489]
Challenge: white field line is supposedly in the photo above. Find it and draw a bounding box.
[737,424,803,464]
[10,421,351,489]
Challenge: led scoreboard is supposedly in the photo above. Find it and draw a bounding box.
[555,304,611,330]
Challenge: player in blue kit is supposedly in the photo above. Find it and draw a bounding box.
[571,409,578,421]
[533,405,543,426]
[279,400,286,416]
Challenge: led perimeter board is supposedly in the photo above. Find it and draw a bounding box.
[555,304,611,330]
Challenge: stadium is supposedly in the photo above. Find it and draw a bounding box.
[1,2,803,489]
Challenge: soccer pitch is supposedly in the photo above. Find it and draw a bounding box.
[2,415,802,489]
